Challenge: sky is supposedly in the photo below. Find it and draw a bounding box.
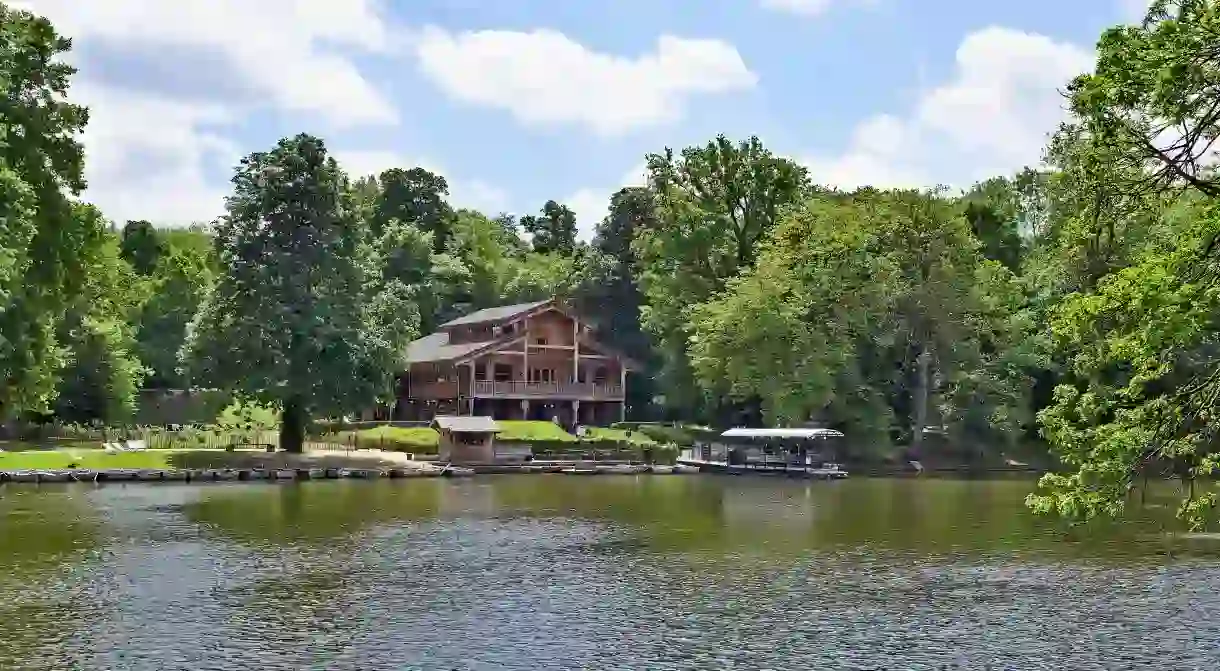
[17,0,1150,239]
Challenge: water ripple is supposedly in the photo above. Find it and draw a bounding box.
[0,478,1217,669]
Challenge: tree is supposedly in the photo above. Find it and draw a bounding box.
[520,200,578,255]
[961,177,1025,273]
[135,246,214,388]
[586,187,660,418]
[690,189,1036,458]
[372,167,454,251]
[183,134,418,453]
[50,206,147,424]
[1028,1,1220,528]
[119,219,165,275]
[634,135,810,418]
[0,6,96,421]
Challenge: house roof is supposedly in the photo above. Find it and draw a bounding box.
[403,331,503,364]
[432,415,501,433]
[439,299,552,328]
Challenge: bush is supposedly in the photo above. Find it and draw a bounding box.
[618,423,718,446]
[582,426,657,446]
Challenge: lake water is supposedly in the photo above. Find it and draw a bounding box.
[1,476,1218,670]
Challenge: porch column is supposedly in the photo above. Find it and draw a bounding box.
[520,399,529,420]
[572,400,580,428]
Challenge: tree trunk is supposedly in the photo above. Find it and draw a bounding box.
[279,398,306,454]
[910,348,932,458]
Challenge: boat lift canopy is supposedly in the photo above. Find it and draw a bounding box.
[720,427,843,439]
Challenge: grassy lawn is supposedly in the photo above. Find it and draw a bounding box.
[0,449,175,470]
[0,448,422,471]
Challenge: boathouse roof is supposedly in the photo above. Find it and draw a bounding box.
[721,427,844,439]
[432,416,501,433]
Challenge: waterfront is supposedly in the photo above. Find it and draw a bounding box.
[1,476,1218,670]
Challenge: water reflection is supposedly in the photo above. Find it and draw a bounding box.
[0,489,102,671]
[0,477,1216,669]
[183,481,442,545]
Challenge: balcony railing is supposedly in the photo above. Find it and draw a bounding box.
[473,380,623,400]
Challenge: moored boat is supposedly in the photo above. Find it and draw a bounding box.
[677,427,850,480]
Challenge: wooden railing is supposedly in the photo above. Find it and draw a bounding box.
[472,380,624,400]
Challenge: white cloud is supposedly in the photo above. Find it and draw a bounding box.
[72,83,238,225]
[803,26,1094,191]
[8,0,506,227]
[16,0,397,126]
[413,28,757,135]
[564,164,648,240]
[759,0,876,17]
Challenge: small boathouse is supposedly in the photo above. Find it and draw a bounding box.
[432,415,501,463]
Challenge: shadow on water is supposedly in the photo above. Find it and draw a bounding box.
[0,489,103,671]
[180,480,444,546]
[476,475,1213,563]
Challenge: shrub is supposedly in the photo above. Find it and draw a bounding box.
[581,426,657,446]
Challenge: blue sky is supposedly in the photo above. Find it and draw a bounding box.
[20,0,1141,238]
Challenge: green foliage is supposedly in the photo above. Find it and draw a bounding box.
[1028,2,1220,529]
[50,207,147,425]
[0,6,94,419]
[183,134,419,452]
[520,200,578,255]
[215,399,280,445]
[635,135,810,416]
[689,189,1037,456]
[370,167,454,250]
[119,220,165,275]
[581,426,657,446]
[135,241,214,388]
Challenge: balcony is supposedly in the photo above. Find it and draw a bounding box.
[473,380,623,400]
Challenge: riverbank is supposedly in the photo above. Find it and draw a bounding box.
[0,447,701,484]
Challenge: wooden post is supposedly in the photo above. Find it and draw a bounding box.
[573,318,580,383]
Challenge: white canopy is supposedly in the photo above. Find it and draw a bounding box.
[720,427,844,439]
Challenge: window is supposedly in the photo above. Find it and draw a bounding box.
[474,364,487,381]
[535,337,547,345]
[594,367,608,384]
[494,363,513,382]
[530,368,555,382]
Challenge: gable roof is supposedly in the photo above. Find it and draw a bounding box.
[439,299,552,328]
[432,415,500,433]
[404,331,511,364]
